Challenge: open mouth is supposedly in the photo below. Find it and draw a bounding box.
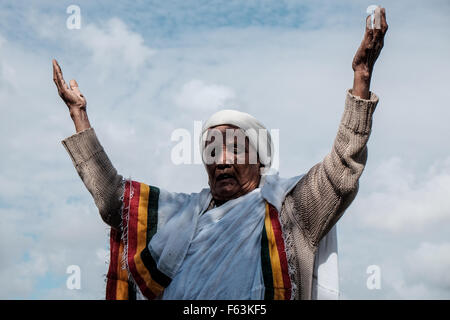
[216,173,235,181]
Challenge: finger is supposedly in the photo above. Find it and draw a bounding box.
[380,7,388,33]
[374,7,382,29]
[365,15,371,31]
[364,15,375,41]
[52,59,60,87]
[53,59,69,91]
[53,59,63,80]
[374,8,388,40]
[365,16,376,44]
[373,21,383,40]
[52,61,67,95]
[70,79,81,95]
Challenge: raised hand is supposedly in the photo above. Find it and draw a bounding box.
[52,59,90,132]
[53,59,87,111]
[352,7,388,99]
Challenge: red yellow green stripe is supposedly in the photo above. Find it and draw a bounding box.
[126,181,168,299]
[106,228,129,300]
[106,180,170,300]
[261,202,292,300]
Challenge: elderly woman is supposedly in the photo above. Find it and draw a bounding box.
[54,9,388,300]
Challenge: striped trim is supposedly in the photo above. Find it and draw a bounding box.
[125,181,171,299]
[106,180,170,300]
[106,228,129,300]
[261,202,292,300]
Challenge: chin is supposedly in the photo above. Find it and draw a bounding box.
[213,183,239,199]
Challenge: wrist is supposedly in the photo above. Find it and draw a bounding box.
[69,107,86,119]
[352,70,372,100]
[69,108,91,133]
[353,69,371,83]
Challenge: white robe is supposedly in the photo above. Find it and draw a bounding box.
[135,173,339,299]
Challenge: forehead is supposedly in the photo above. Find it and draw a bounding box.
[206,125,243,138]
[204,125,248,145]
[209,124,239,132]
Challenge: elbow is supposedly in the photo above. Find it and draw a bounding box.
[325,145,368,196]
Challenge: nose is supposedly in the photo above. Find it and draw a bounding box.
[218,144,234,165]
[216,163,231,170]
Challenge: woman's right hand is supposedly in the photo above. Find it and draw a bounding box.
[53,59,91,132]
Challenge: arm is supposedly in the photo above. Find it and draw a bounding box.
[289,8,388,246]
[53,60,123,229]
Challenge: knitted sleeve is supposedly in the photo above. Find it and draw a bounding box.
[289,89,379,247]
[61,128,123,229]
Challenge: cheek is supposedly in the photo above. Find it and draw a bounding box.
[234,165,259,182]
[206,166,215,181]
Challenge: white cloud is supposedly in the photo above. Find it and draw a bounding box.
[25,12,155,82]
[174,79,236,111]
[77,18,155,72]
[405,242,450,291]
[376,242,450,299]
[354,157,450,233]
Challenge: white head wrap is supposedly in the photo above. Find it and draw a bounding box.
[200,109,274,173]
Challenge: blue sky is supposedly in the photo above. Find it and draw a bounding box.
[0,0,449,299]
